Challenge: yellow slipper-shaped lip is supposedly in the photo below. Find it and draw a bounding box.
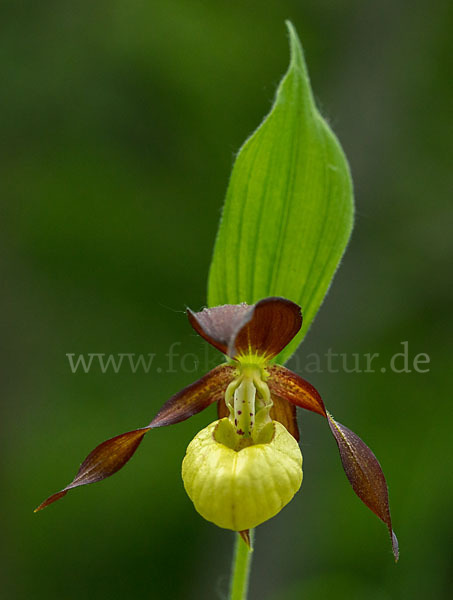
[182,418,303,531]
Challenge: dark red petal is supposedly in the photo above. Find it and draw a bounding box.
[327,412,399,561]
[187,303,251,355]
[34,428,150,512]
[35,366,236,512]
[150,364,236,427]
[267,365,325,416]
[270,395,300,441]
[231,297,302,359]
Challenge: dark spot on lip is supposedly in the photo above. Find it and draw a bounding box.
[237,429,244,436]
[249,413,253,416]
[238,410,242,415]
[235,419,238,425]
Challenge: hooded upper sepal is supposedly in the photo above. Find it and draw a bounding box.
[187,297,302,360]
[327,411,399,561]
[230,297,302,360]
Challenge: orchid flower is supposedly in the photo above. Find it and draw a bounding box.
[35,296,398,560]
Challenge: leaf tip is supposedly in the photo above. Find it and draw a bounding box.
[284,19,296,37]
[284,20,305,73]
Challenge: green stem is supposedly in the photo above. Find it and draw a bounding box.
[229,530,255,600]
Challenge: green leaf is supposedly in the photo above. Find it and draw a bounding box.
[207,22,354,364]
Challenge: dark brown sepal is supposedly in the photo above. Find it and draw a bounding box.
[327,412,399,561]
[267,365,325,416]
[149,364,236,428]
[34,427,150,512]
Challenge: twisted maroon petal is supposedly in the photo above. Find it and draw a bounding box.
[149,364,236,427]
[268,365,398,560]
[327,413,399,561]
[35,364,236,512]
[34,428,150,512]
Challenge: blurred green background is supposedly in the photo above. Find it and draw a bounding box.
[1,1,451,599]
